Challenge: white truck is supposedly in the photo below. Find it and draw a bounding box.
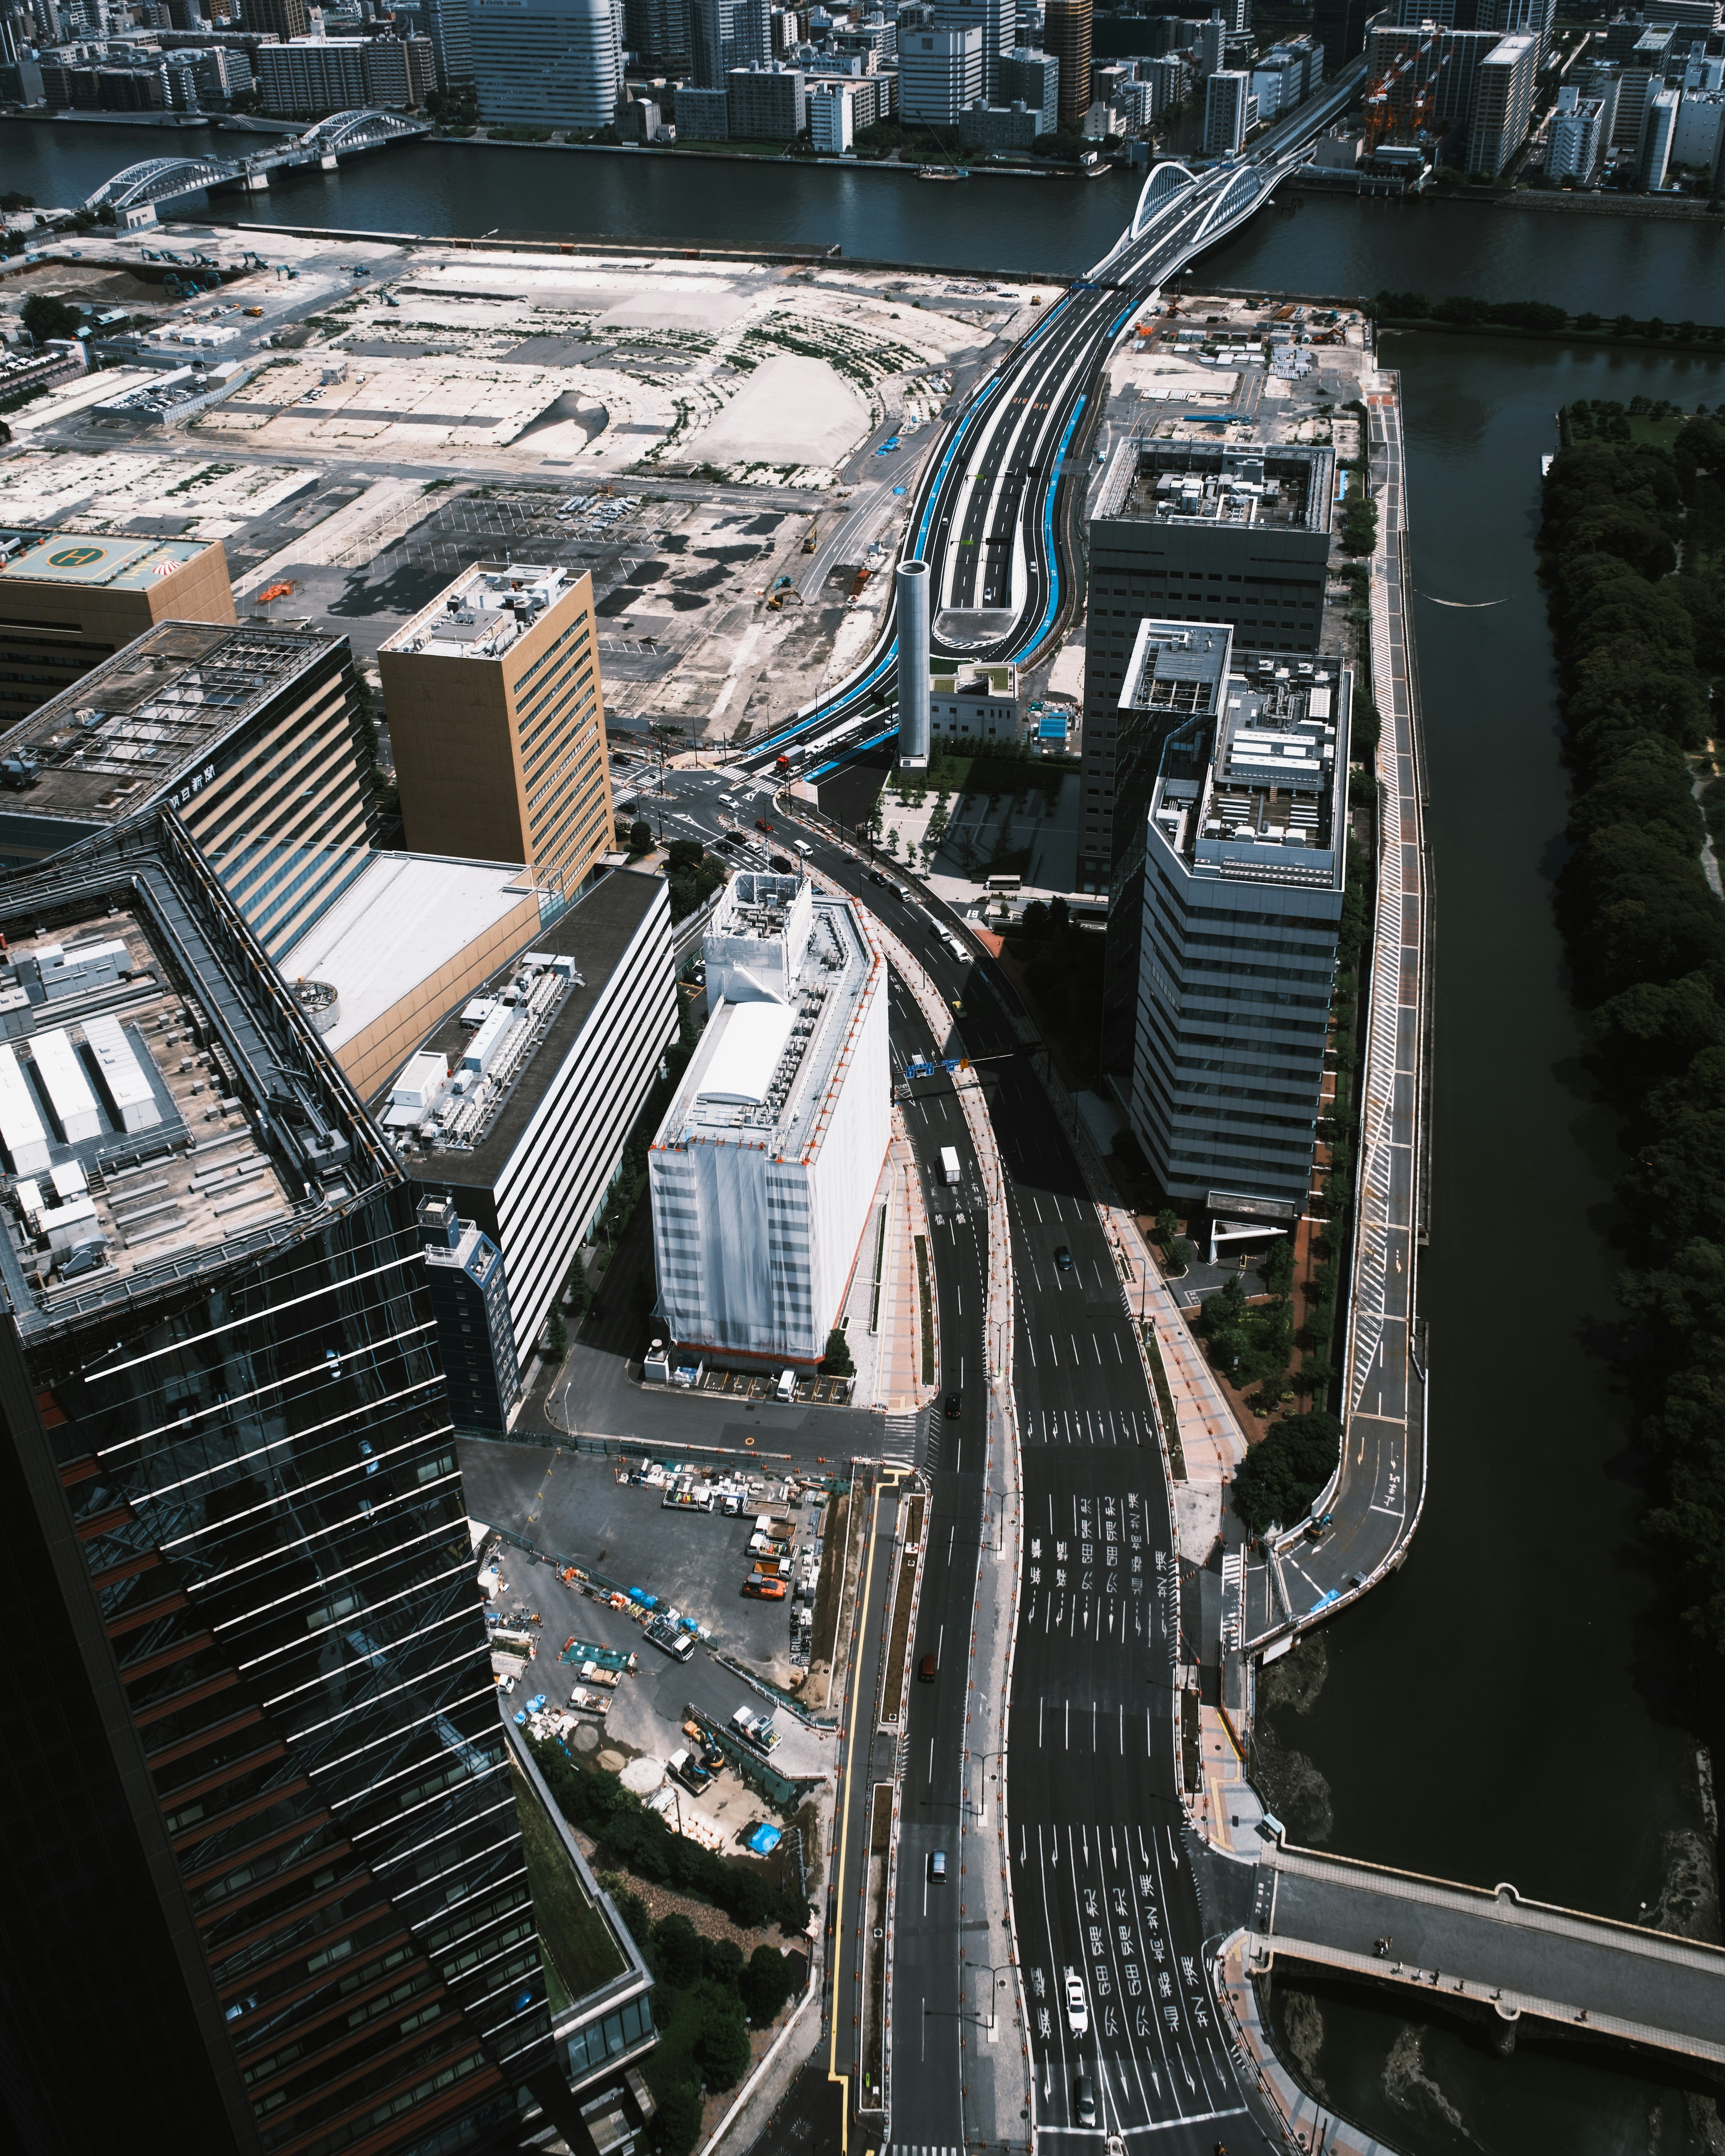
[775,1368,796,1403]
[940,1146,960,1186]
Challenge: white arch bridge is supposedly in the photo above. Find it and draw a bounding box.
[84,109,431,215]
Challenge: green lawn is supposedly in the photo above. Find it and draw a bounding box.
[514,1762,625,2013]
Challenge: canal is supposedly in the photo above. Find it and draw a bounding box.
[9,119,1725,2150]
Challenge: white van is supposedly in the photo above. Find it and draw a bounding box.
[775,1368,796,1403]
[794,840,812,858]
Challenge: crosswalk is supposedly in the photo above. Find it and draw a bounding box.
[881,1410,921,1469]
[882,2146,963,2155]
[1024,1405,1149,1448]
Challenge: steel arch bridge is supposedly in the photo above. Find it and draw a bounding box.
[83,110,430,213]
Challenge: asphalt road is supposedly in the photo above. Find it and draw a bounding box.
[697,788,1283,2152]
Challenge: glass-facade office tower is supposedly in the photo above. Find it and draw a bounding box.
[468,0,624,127]
[0,813,629,2156]
[1117,621,1351,1222]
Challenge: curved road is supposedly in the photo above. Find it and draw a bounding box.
[740,65,1366,782]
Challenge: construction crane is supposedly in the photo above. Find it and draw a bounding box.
[1362,20,1441,150]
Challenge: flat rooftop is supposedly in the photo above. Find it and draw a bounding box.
[376,865,664,1188]
[1128,625,1348,889]
[380,562,572,664]
[659,873,877,1166]
[0,814,387,1342]
[0,529,211,590]
[278,851,546,1056]
[0,620,343,834]
[1095,439,1334,532]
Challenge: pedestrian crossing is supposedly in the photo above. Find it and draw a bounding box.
[882,2146,963,2155]
[881,1410,921,1468]
[1024,1405,1149,1448]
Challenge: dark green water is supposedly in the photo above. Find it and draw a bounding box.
[9,117,1724,2148]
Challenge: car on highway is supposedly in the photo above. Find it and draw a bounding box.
[944,1392,962,1419]
[867,870,893,888]
[769,854,793,872]
[1064,1968,1088,2036]
[917,1652,937,1682]
[719,831,746,849]
[1075,2074,1097,2127]
[1053,1245,1074,1272]
[755,817,774,833]
[928,1849,947,1883]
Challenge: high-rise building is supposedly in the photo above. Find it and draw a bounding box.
[422,0,473,86]
[1546,80,1606,178]
[931,0,1012,96]
[242,0,307,35]
[1671,84,1725,170]
[1311,0,1372,73]
[1640,83,1682,181]
[690,0,769,84]
[1464,29,1536,174]
[809,73,857,147]
[375,866,676,1386]
[1111,620,1349,1222]
[0,620,377,961]
[0,809,657,2156]
[897,17,982,120]
[997,41,1057,129]
[378,562,614,911]
[727,56,805,133]
[1041,0,1089,125]
[1193,11,1223,72]
[650,872,888,1367]
[468,0,623,126]
[1079,438,1336,892]
[624,0,691,72]
[0,530,235,727]
[419,1193,520,1428]
[1201,64,1251,151]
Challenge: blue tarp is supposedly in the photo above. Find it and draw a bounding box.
[745,1821,783,1856]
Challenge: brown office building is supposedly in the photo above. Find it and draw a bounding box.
[240,0,310,37]
[0,529,236,726]
[0,619,377,959]
[379,561,614,905]
[1044,0,1093,128]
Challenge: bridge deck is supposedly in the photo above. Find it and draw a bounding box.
[1255,1845,1725,2066]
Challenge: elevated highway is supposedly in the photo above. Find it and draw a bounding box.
[739,64,1366,782]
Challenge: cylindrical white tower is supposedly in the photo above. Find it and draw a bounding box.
[896,558,931,765]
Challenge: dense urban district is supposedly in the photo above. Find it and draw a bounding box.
[3,3,1725,2156]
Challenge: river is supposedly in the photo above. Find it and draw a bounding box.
[10,117,1725,2150]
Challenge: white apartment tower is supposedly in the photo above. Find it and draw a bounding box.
[650,874,889,1366]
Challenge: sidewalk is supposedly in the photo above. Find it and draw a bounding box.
[1214,1932,1405,2156]
[870,1121,938,1416]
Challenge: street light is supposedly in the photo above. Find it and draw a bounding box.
[964,1747,1005,1826]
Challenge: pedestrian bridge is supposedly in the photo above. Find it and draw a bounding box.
[1244,1842,1725,2075]
[84,109,430,216]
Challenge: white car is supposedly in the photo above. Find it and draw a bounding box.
[1064,1967,1088,2037]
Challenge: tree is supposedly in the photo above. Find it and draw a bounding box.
[650,1912,703,1988]
[22,293,80,345]
[740,1944,796,2025]
[693,1985,752,2087]
[565,1260,594,1318]
[627,817,654,856]
[543,1308,567,1362]
[653,2078,703,2156]
[820,1325,854,1377]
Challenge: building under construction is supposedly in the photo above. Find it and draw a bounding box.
[1362,19,1500,158]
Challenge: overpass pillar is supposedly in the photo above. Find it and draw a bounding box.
[896,559,931,766]
[320,153,340,171]
[243,169,270,191]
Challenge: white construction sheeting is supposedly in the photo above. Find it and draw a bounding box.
[0,1046,50,1176]
[84,1015,162,1133]
[31,1028,102,1144]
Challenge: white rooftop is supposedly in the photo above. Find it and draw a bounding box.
[698,1000,796,1106]
[279,853,540,1051]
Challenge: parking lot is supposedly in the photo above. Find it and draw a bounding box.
[463,1440,846,1803]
